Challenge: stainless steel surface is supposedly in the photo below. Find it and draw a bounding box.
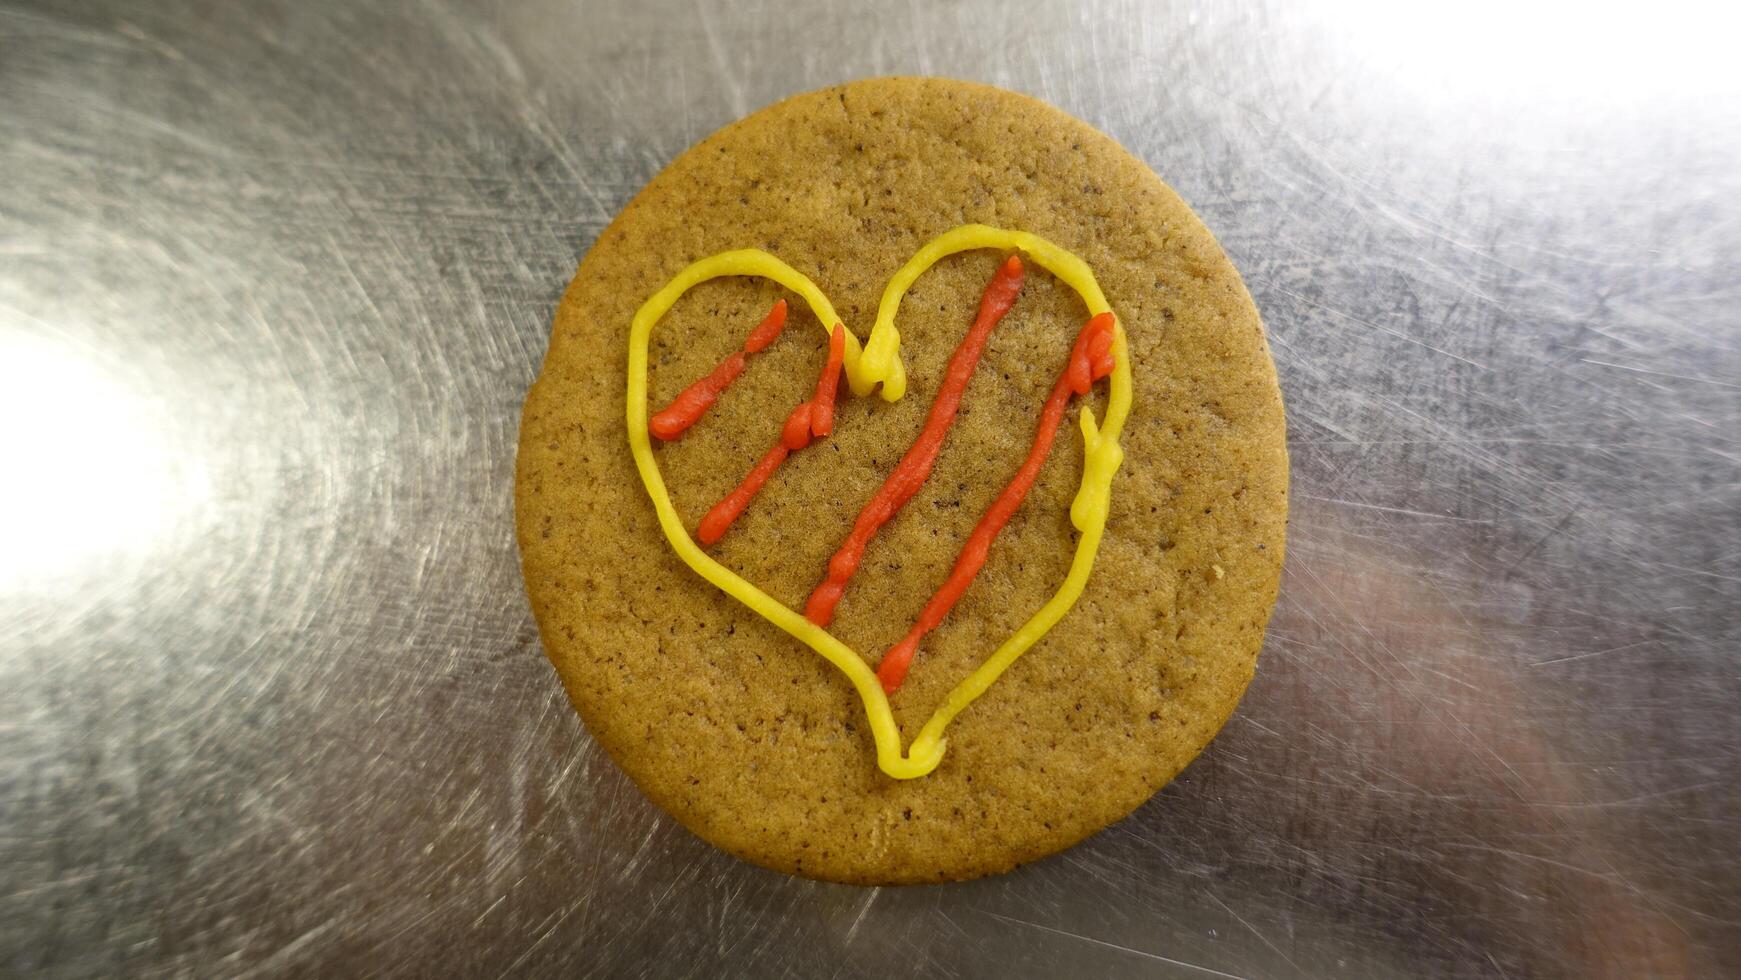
[3,0,1736,976]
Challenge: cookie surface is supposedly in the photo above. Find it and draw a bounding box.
[516,77,1287,883]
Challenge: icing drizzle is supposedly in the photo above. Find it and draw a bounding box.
[875,311,1117,693]
[803,255,1028,629]
[624,225,1130,779]
[649,299,788,441]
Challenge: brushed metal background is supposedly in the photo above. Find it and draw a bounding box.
[2,0,1736,976]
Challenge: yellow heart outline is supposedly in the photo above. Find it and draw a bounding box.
[625,225,1130,779]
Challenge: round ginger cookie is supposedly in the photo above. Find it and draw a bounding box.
[516,77,1287,884]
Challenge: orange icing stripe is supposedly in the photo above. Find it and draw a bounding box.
[649,299,789,441]
[743,298,790,353]
[696,324,846,546]
[809,323,845,437]
[699,441,790,546]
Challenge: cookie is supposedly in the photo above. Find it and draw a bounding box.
[516,77,1287,884]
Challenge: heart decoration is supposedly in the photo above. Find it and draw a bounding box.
[625,225,1130,779]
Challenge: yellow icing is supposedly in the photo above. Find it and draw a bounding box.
[625,225,1131,779]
